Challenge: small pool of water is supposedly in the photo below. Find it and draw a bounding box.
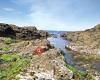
[48,36,73,64]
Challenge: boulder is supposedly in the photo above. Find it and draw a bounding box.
[39,30,49,37]
[33,39,54,50]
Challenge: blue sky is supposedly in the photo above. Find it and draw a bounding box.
[0,0,100,31]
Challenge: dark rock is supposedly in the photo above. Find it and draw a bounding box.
[29,72,35,76]
[0,59,7,64]
[12,58,17,62]
[0,23,49,40]
[39,30,49,37]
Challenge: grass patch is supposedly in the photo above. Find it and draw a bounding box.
[4,37,15,44]
[0,54,31,80]
[66,64,87,78]
[0,54,18,61]
[2,47,10,52]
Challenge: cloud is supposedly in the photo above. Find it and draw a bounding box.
[26,0,71,30]
[11,0,83,30]
[2,8,14,11]
[9,0,81,30]
[0,16,9,23]
[9,0,100,31]
[0,16,7,21]
[29,11,68,30]
[10,0,33,5]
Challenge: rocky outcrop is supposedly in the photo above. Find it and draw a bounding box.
[0,23,49,40]
[61,24,100,55]
[16,49,73,80]
[0,36,73,79]
[0,39,54,56]
[39,30,49,37]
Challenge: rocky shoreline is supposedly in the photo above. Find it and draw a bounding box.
[0,23,100,80]
[0,23,74,80]
[61,24,100,56]
[61,24,100,80]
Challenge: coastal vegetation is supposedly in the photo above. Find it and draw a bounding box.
[66,64,87,78]
[4,37,15,44]
[0,53,31,80]
[66,64,97,80]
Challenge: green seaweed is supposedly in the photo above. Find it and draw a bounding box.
[66,64,87,78]
[0,54,31,80]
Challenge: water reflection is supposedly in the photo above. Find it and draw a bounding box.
[48,36,73,64]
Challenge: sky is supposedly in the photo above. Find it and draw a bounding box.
[0,0,100,31]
